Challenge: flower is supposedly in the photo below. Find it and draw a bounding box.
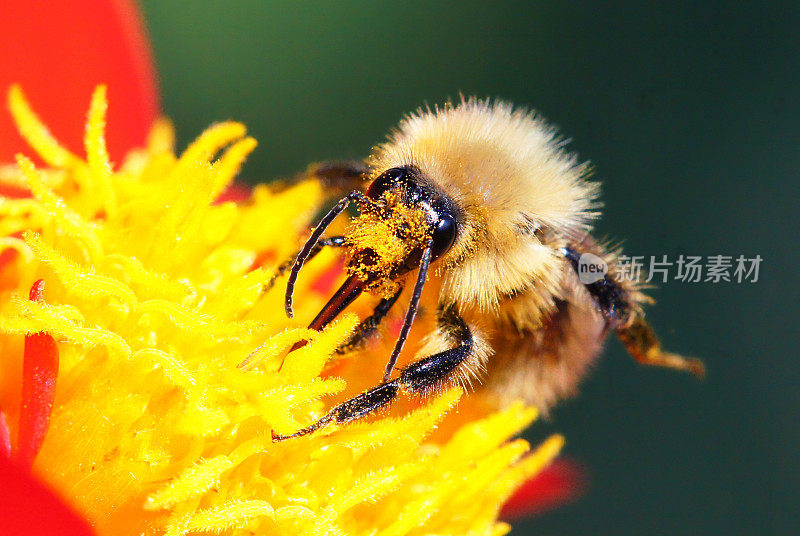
[0,86,566,535]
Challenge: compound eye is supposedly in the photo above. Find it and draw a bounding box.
[430,213,457,260]
[366,167,408,199]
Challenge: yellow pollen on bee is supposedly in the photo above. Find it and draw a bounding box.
[344,191,432,296]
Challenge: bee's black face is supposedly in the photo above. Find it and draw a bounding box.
[293,167,458,336]
[367,166,458,262]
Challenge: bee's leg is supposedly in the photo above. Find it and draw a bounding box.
[616,316,705,377]
[262,162,365,293]
[562,245,704,377]
[263,236,346,293]
[307,161,368,195]
[271,381,401,440]
[396,304,487,395]
[260,161,365,292]
[562,245,632,326]
[272,161,368,196]
[335,285,404,355]
[272,304,483,441]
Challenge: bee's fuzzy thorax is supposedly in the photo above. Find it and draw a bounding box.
[369,98,600,310]
[370,98,600,233]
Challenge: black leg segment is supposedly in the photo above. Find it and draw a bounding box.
[306,161,368,195]
[399,305,473,395]
[262,236,346,293]
[271,382,400,441]
[271,303,476,441]
[335,285,404,355]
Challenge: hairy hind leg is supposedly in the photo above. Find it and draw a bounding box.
[616,316,705,377]
[563,243,704,377]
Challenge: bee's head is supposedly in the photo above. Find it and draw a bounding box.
[285,165,460,333]
[344,166,458,295]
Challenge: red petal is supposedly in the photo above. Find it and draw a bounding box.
[0,247,18,270]
[0,456,95,536]
[0,410,11,459]
[0,0,159,164]
[310,259,346,296]
[28,278,45,302]
[0,183,34,199]
[500,459,586,520]
[215,183,252,204]
[17,280,59,467]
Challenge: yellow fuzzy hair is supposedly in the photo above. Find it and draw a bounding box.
[368,98,600,311]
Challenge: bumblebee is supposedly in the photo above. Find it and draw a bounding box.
[270,99,703,441]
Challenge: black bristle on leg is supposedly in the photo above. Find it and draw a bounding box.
[329,382,400,423]
[562,245,631,326]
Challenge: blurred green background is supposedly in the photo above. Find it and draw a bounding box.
[138,2,798,535]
